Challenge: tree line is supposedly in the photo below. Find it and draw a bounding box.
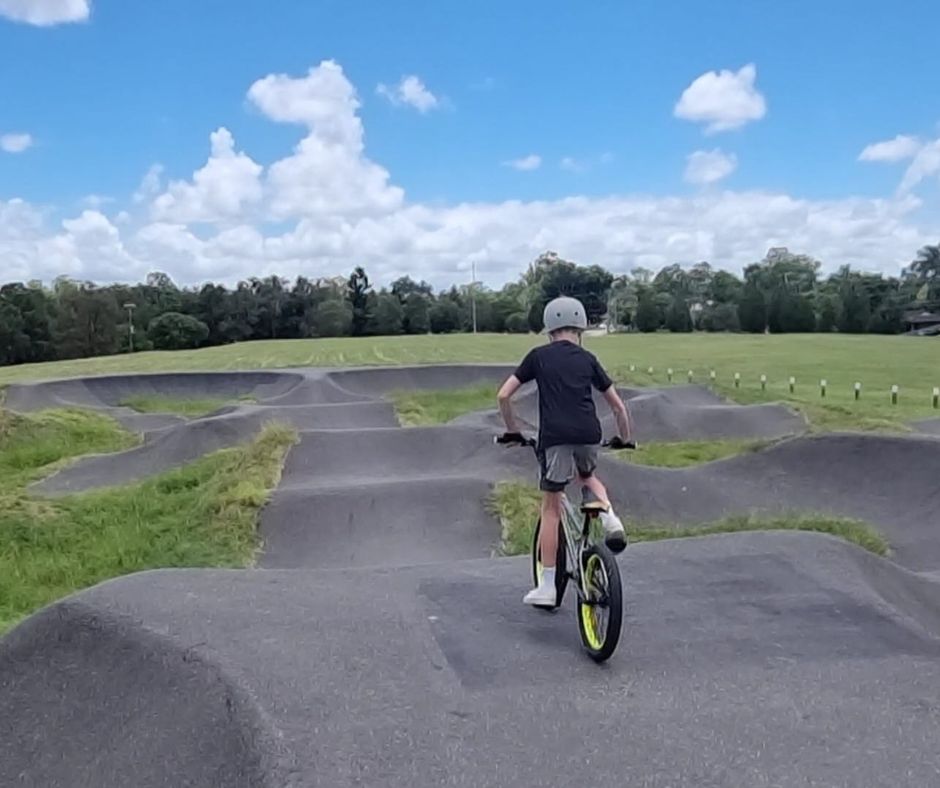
[1,244,938,366]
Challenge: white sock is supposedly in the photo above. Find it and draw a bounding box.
[541,567,556,588]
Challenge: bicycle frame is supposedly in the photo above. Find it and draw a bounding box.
[557,490,601,596]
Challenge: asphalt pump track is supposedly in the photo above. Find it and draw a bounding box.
[2,366,940,787]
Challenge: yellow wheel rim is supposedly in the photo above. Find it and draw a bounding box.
[579,554,606,651]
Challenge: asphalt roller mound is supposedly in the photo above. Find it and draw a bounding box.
[3,532,940,787]
[6,363,940,786]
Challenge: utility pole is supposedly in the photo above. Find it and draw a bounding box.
[123,302,136,352]
[470,260,478,334]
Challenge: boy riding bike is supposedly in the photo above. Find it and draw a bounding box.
[497,296,634,607]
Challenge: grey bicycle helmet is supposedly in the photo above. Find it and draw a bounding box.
[542,296,588,333]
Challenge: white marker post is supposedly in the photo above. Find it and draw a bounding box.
[629,364,635,373]
[647,366,654,376]
[667,367,673,382]
[688,370,694,383]
[710,369,716,381]
[854,382,861,401]
[820,379,827,398]
[789,376,795,394]
[934,387,939,409]
[760,374,767,391]
[891,384,899,406]
[734,372,741,389]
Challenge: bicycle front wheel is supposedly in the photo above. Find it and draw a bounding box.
[531,518,568,610]
[577,544,623,662]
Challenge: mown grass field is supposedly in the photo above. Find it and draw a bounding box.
[2,333,938,429]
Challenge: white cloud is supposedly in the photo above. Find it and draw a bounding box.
[133,164,164,204]
[1,133,33,153]
[674,64,767,133]
[81,194,113,209]
[1,60,937,290]
[0,0,89,25]
[684,149,738,185]
[248,61,403,219]
[560,157,585,173]
[151,128,263,223]
[899,139,940,193]
[376,75,439,113]
[503,154,542,171]
[859,134,922,163]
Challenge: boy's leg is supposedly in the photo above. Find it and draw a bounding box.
[524,448,572,606]
[538,491,562,569]
[573,446,627,553]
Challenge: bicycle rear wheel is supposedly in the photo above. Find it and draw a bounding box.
[531,518,568,610]
[576,544,623,662]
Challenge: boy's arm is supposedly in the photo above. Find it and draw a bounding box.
[602,385,633,441]
[497,375,524,434]
[591,356,633,440]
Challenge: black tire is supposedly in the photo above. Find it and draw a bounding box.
[530,518,568,610]
[576,544,623,662]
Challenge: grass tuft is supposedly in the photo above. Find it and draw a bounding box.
[0,408,296,634]
[489,481,889,558]
[614,438,771,468]
[120,394,255,418]
[392,384,497,426]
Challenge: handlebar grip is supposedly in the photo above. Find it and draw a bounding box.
[603,438,637,450]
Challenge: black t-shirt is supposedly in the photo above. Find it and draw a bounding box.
[514,341,613,449]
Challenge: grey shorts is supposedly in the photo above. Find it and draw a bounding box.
[537,444,599,492]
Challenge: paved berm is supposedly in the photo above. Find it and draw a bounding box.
[2,366,940,787]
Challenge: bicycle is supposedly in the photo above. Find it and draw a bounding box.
[496,434,636,663]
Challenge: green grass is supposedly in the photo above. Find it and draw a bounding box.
[120,394,254,418]
[393,384,497,426]
[0,408,296,634]
[2,333,937,431]
[489,481,889,558]
[617,438,771,468]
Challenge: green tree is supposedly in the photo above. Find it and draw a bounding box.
[634,288,661,332]
[403,294,430,334]
[390,276,433,302]
[504,312,529,333]
[524,251,613,325]
[700,303,740,332]
[838,282,871,333]
[346,267,373,336]
[816,295,840,332]
[54,281,122,359]
[429,300,462,333]
[738,283,767,333]
[368,292,404,335]
[313,298,353,337]
[148,312,210,350]
[665,296,693,332]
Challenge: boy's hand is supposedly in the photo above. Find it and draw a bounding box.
[496,432,533,446]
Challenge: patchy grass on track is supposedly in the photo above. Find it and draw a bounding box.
[393,384,497,426]
[120,394,255,418]
[490,481,889,558]
[0,408,296,635]
[614,438,772,468]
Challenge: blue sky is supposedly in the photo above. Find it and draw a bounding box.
[1,0,939,287]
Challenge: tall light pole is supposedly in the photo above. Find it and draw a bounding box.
[123,302,136,353]
[470,261,478,334]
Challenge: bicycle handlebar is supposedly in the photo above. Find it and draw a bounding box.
[494,433,636,450]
